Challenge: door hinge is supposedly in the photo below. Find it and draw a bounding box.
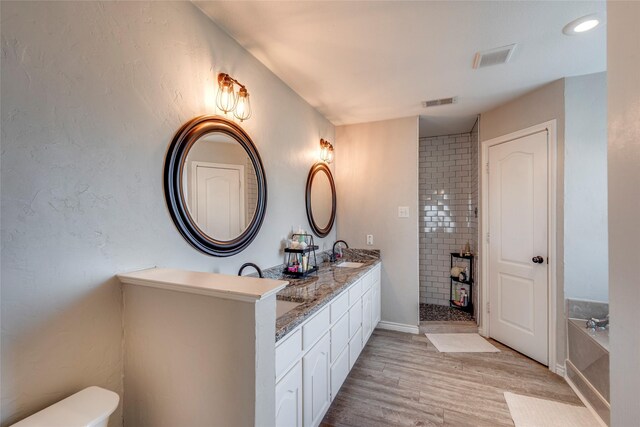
[487,302,490,314]
[486,162,489,174]
[486,232,490,244]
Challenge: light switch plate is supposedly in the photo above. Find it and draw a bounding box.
[366,235,374,245]
[398,206,410,218]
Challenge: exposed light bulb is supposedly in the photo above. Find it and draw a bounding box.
[320,139,334,163]
[216,75,237,114]
[234,87,252,122]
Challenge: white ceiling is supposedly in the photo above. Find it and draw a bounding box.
[194,1,606,137]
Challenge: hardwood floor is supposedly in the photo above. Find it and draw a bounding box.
[322,324,582,426]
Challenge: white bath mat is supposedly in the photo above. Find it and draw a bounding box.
[504,392,602,427]
[425,333,500,353]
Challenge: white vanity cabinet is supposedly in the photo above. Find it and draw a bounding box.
[275,263,382,427]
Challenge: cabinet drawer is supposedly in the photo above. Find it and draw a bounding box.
[348,301,362,338]
[330,313,349,363]
[330,346,350,400]
[349,327,363,370]
[276,329,302,380]
[361,271,373,292]
[370,264,380,283]
[330,291,349,323]
[348,279,362,306]
[303,305,330,351]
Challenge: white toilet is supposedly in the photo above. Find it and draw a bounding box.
[11,386,119,427]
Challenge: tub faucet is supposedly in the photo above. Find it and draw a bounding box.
[330,240,349,262]
[238,262,263,278]
[586,314,609,330]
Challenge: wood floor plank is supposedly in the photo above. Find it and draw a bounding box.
[322,326,583,427]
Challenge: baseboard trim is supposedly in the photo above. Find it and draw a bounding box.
[377,321,419,335]
[478,326,487,337]
[555,362,566,377]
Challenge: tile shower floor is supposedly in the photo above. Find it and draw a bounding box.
[420,303,475,322]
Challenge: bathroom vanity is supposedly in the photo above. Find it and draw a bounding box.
[117,250,381,427]
[269,250,381,427]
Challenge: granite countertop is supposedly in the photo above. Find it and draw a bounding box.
[263,249,381,342]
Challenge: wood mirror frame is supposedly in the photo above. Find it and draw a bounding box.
[305,162,336,238]
[163,115,267,257]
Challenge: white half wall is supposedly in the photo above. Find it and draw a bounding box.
[335,117,420,329]
[0,2,334,426]
[607,1,640,425]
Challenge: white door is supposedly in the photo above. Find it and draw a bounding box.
[276,362,303,427]
[488,130,548,364]
[193,162,244,240]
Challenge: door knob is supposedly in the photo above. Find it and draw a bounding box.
[532,256,544,264]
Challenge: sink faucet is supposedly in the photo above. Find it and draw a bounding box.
[586,314,609,330]
[330,240,349,262]
[238,262,263,278]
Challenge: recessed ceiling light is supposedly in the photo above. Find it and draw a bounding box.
[563,14,601,35]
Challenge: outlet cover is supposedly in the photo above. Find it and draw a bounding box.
[366,235,374,245]
[398,206,410,218]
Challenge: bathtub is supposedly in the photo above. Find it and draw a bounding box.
[566,318,610,425]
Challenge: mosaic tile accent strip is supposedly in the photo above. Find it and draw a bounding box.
[420,303,475,322]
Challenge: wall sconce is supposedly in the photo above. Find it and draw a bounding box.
[320,139,334,164]
[216,73,252,122]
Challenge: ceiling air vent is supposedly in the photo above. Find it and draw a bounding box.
[472,44,517,69]
[422,97,457,108]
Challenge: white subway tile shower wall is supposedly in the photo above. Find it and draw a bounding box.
[419,131,479,306]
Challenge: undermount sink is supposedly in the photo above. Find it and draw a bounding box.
[335,261,364,268]
[276,300,302,318]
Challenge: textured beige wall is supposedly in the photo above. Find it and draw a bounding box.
[336,117,420,328]
[607,2,640,424]
[0,2,334,426]
[480,79,566,366]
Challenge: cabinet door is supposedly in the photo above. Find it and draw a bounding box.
[349,327,363,369]
[362,289,372,342]
[303,333,331,427]
[330,313,349,363]
[348,300,362,338]
[373,280,381,326]
[276,361,303,427]
[330,345,350,400]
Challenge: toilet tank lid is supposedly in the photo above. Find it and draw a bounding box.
[11,386,119,427]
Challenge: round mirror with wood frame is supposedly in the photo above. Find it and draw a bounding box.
[305,162,336,237]
[164,115,267,257]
